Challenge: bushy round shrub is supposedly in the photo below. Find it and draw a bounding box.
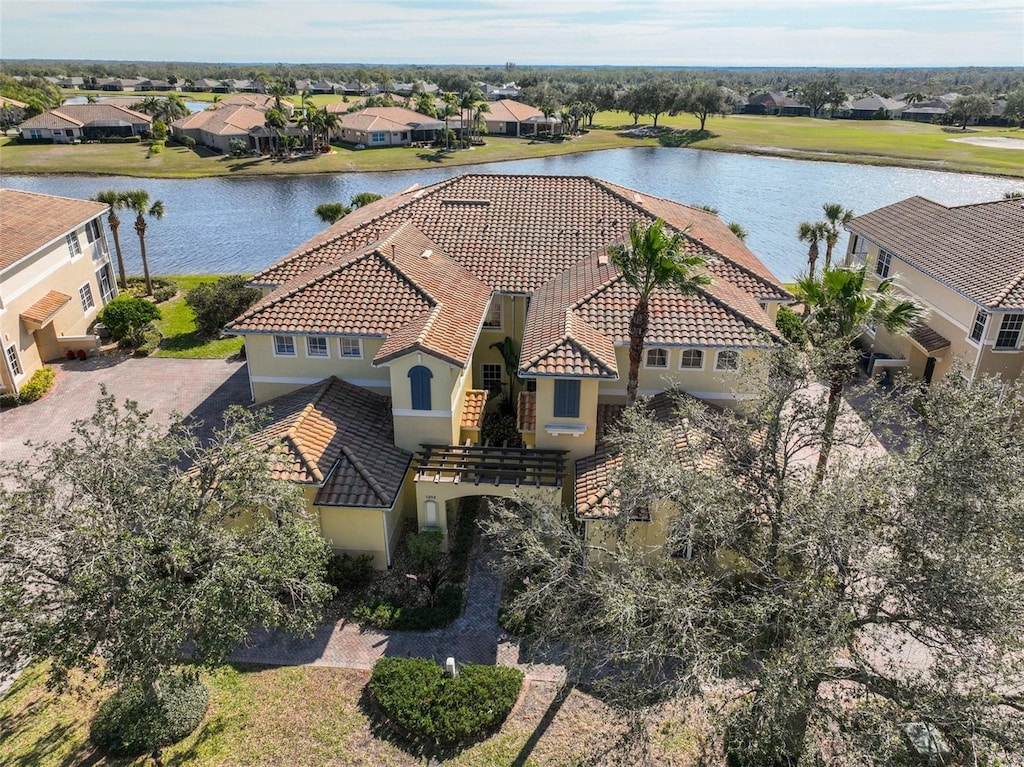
[185,276,260,338]
[775,305,808,346]
[19,366,56,403]
[369,657,522,745]
[90,672,208,756]
[97,295,161,346]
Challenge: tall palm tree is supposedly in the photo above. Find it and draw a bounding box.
[93,190,128,288]
[440,93,459,150]
[318,107,339,150]
[268,81,290,112]
[797,220,828,279]
[121,190,165,296]
[263,107,287,155]
[794,266,923,479]
[610,219,709,406]
[821,203,855,271]
[473,101,490,141]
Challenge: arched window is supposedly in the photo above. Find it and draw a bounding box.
[408,365,433,410]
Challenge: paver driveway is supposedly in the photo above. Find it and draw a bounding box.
[0,354,250,463]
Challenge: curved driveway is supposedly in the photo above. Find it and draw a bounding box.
[0,355,250,463]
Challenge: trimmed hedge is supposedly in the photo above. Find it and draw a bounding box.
[99,135,142,143]
[90,672,209,756]
[1,391,20,408]
[369,657,522,745]
[18,366,56,403]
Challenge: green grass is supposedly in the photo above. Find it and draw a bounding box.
[151,275,245,359]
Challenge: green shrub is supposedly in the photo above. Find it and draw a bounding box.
[182,136,197,149]
[185,276,261,338]
[90,672,209,756]
[18,366,56,403]
[326,552,375,591]
[98,135,142,143]
[134,327,163,357]
[148,141,163,156]
[152,284,177,303]
[369,657,522,745]
[151,119,168,141]
[775,305,808,346]
[354,584,463,631]
[481,410,523,448]
[97,295,161,346]
[1,391,21,408]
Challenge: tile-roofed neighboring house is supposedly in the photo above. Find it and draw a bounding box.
[483,99,563,136]
[848,95,907,119]
[1,190,118,394]
[845,195,1024,384]
[252,377,411,508]
[170,104,268,153]
[19,104,152,143]
[334,106,445,146]
[216,93,280,112]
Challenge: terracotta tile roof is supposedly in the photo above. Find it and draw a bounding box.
[253,377,411,508]
[484,99,544,123]
[575,391,718,519]
[847,197,1024,310]
[20,290,72,325]
[231,222,492,368]
[216,93,277,111]
[0,189,107,271]
[517,390,536,433]
[171,104,267,136]
[908,322,951,353]
[461,389,488,430]
[20,103,151,130]
[339,106,442,131]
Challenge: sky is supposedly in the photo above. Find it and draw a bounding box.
[1,0,1022,68]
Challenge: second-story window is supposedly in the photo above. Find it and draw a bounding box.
[875,249,893,278]
[483,299,502,329]
[645,348,668,368]
[716,350,739,371]
[78,283,95,312]
[852,235,868,255]
[409,365,433,410]
[306,336,328,357]
[85,219,101,243]
[339,337,362,358]
[553,379,580,418]
[273,335,296,356]
[679,349,704,369]
[995,314,1023,350]
[970,309,988,343]
[66,233,82,259]
[482,363,503,393]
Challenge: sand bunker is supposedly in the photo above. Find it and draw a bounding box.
[948,136,1024,150]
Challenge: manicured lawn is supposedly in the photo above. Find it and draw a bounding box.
[151,275,245,359]
[0,662,706,766]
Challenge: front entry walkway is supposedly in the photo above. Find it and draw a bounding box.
[230,531,566,683]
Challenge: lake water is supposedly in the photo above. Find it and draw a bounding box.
[61,95,208,112]
[3,147,1021,281]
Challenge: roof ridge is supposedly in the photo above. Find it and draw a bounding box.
[992,263,1024,308]
[695,281,783,343]
[282,402,326,483]
[49,109,84,127]
[339,444,391,505]
[570,270,621,313]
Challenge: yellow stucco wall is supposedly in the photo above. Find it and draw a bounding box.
[1,219,114,392]
[532,377,599,464]
[583,499,675,562]
[246,333,390,403]
[387,352,466,452]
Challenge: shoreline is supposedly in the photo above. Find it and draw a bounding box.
[3,139,1023,182]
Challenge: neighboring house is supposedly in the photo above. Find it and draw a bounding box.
[901,98,950,123]
[308,80,338,95]
[0,95,28,128]
[742,92,811,116]
[226,174,788,567]
[97,78,144,92]
[170,104,268,153]
[844,196,1024,384]
[483,99,563,136]
[847,95,907,119]
[18,104,152,143]
[334,106,445,146]
[0,190,118,394]
[137,79,178,91]
[479,82,521,100]
[188,78,222,92]
[215,92,289,113]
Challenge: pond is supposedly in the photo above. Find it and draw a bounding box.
[61,95,208,112]
[3,147,1021,281]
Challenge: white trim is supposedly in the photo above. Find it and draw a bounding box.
[715,350,740,371]
[544,423,587,436]
[600,387,756,401]
[338,337,363,359]
[643,347,669,369]
[272,334,296,357]
[393,408,453,418]
[306,335,330,358]
[678,349,704,370]
[249,375,390,388]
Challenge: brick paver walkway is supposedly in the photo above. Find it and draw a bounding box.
[0,354,250,463]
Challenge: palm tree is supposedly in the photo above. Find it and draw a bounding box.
[794,266,923,479]
[415,92,437,118]
[121,190,165,296]
[472,101,490,141]
[314,203,349,225]
[263,107,287,155]
[268,81,290,112]
[440,93,459,150]
[349,191,383,208]
[797,220,828,279]
[610,219,710,405]
[727,222,748,241]
[821,203,854,271]
[318,107,339,150]
[93,190,129,288]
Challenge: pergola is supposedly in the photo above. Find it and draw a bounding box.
[413,444,568,489]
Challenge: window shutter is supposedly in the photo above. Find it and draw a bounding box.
[554,379,580,418]
[409,366,433,410]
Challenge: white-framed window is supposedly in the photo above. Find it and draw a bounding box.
[483,299,502,329]
[679,349,704,369]
[995,314,1023,350]
[5,345,22,377]
[645,348,668,368]
[716,350,739,371]
[66,233,82,259]
[370,132,387,144]
[970,308,988,344]
[85,219,101,243]
[482,363,503,393]
[27,129,43,140]
[78,283,95,312]
[875,249,892,278]
[852,235,868,255]
[273,335,296,356]
[96,265,115,303]
[339,337,362,358]
[306,336,329,357]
